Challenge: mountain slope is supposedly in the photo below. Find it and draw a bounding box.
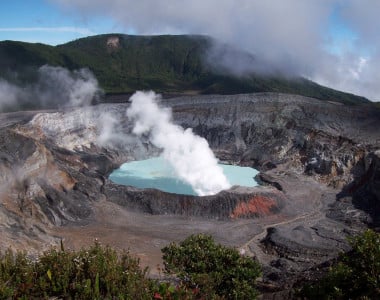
[0,34,370,105]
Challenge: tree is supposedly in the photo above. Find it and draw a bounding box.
[162,234,262,299]
[301,229,380,299]
[0,242,156,299]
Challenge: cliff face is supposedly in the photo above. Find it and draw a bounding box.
[169,93,379,186]
[0,126,100,249]
[0,92,379,293]
[344,151,380,225]
[1,93,379,232]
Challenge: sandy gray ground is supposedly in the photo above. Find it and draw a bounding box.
[2,94,378,293]
[52,162,338,277]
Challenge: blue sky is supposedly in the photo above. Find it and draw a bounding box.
[0,0,379,101]
[0,0,356,51]
[0,0,123,45]
[325,5,357,56]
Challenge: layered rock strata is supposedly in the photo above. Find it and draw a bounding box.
[0,93,379,294]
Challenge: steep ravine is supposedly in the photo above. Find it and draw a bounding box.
[0,93,379,294]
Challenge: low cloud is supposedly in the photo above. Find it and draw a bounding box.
[0,79,25,110]
[36,65,101,107]
[0,65,102,112]
[50,0,380,101]
[0,27,94,35]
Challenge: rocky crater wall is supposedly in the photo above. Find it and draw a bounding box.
[166,94,380,187]
[0,92,379,251]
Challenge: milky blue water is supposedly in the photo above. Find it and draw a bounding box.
[109,157,259,196]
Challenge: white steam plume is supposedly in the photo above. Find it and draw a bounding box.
[0,79,26,111]
[37,65,100,107]
[96,110,145,152]
[127,91,231,196]
[0,65,101,112]
[51,0,380,100]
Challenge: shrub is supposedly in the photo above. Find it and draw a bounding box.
[0,236,263,299]
[300,229,380,299]
[0,241,155,299]
[162,234,262,299]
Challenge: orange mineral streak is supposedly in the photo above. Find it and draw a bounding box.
[230,196,277,219]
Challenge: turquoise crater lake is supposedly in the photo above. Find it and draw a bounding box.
[109,157,259,196]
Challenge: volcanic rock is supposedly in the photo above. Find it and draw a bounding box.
[0,92,379,295]
[104,184,285,219]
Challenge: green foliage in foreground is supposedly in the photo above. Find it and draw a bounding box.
[300,229,380,299]
[162,234,262,299]
[0,242,156,299]
[0,235,260,299]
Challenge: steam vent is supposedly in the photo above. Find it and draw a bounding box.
[1,90,379,294]
[1,2,380,294]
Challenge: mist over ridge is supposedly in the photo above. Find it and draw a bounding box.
[0,64,102,112]
[0,34,371,112]
[0,1,380,295]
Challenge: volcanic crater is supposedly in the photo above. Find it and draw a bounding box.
[0,92,379,293]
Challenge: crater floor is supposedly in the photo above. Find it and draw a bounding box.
[0,93,379,294]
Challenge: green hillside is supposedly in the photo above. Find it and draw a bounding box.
[0,34,370,105]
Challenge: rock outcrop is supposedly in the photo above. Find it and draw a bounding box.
[168,93,379,187]
[0,92,379,294]
[340,150,380,226]
[104,184,285,219]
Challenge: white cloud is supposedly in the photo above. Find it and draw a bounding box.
[0,66,101,111]
[0,27,94,35]
[48,0,380,101]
